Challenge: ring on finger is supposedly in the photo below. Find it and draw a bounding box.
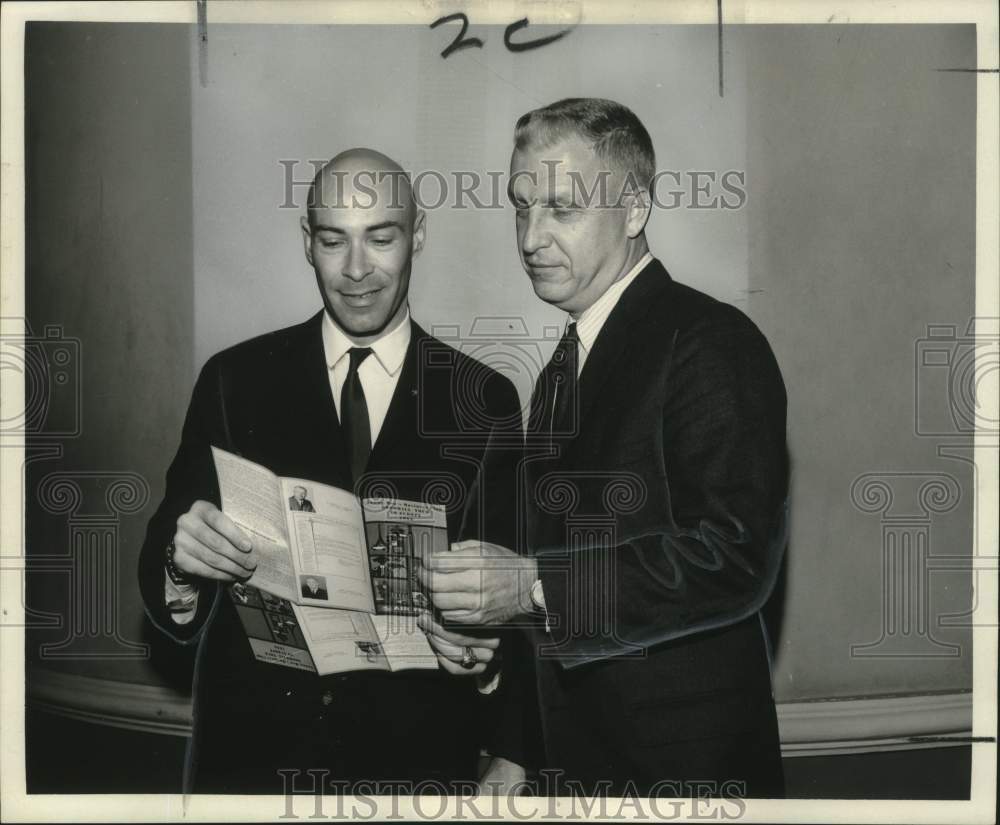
[460,646,478,669]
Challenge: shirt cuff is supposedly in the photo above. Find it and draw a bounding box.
[164,569,200,625]
[477,670,502,695]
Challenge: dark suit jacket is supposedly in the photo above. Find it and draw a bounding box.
[520,260,788,797]
[138,313,522,794]
[289,497,315,512]
[301,584,328,600]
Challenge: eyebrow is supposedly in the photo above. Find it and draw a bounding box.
[506,187,576,208]
[312,221,404,234]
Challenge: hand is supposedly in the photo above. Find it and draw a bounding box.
[478,756,528,796]
[418,540,536,626]
[416,611,499,677]
[172,500,256,582]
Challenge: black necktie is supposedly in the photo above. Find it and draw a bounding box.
[341,347,373,484]
[531,322,578,437]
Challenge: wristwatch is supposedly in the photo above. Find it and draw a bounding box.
[529,578,546,611]
[165,539,193,586]
[529,578,550,633]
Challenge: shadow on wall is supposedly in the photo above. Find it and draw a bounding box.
[760,446,792,660]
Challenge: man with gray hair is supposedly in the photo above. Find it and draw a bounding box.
[423,98,789,797]
[288,485,315,512]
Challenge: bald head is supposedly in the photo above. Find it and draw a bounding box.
[307,148,417,228]
[300,147,426,345]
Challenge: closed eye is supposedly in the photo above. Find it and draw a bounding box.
[552,206,580,221]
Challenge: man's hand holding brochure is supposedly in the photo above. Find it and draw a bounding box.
[210,447,479,677]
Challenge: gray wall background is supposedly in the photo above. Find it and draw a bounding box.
[25,23,975,704]
[25,23,194,685]
[191,24,750,404]
[746,26,975,699]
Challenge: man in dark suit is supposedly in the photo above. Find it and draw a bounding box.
[138,148,523,794]
[300,576,328,601]
[422,99,789,798]
[288,485,316,512]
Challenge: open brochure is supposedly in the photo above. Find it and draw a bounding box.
[212,447,444,675]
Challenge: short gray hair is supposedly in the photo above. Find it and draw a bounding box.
[514,97,655,191]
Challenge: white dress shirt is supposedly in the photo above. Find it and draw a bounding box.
[322,308,411,444]
[166,309,411,623]
[573,251,653,375]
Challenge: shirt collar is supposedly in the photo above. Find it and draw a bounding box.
[322,308,411,376]
[573,252,654,355]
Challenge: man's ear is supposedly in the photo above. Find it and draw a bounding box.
[300,215,315,266]
[411,209,427,257]
[625,188,652,239]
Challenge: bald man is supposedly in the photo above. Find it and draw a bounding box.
[138,150,525,793]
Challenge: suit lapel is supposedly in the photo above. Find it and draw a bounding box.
[574,259,672,436]
[285,311,352,484]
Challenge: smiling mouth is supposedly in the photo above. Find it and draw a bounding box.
[340,289,382,306]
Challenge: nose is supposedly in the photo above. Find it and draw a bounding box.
[342,242,372,281]
[520,207,549,258]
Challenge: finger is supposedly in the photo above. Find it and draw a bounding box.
[439,608,487,624]
[203,506,253,553]
[175,533,257,581]
[185,503,254,557]
[436,642,494,667]
[425,634,494,666]
[177,514,255,572]
[191,524,256,572]
[426,590,480,612]
[171,549,245,582]
[420,549,474,573]
[416,613,500,649]
[415,565,435,591]
[421,554,481,573]
[451,539,479,550]
[435,653,487,677]
[417,566,481,593]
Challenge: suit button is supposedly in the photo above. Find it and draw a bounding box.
[321,690,334,706]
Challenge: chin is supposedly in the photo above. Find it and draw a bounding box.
[531,282,572,307]
[331,310,384,337]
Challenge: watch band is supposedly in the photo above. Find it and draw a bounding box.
[165,539,193,586]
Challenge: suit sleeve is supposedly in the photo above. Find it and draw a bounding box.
[536,311,789,667]
[137,355,231,644]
